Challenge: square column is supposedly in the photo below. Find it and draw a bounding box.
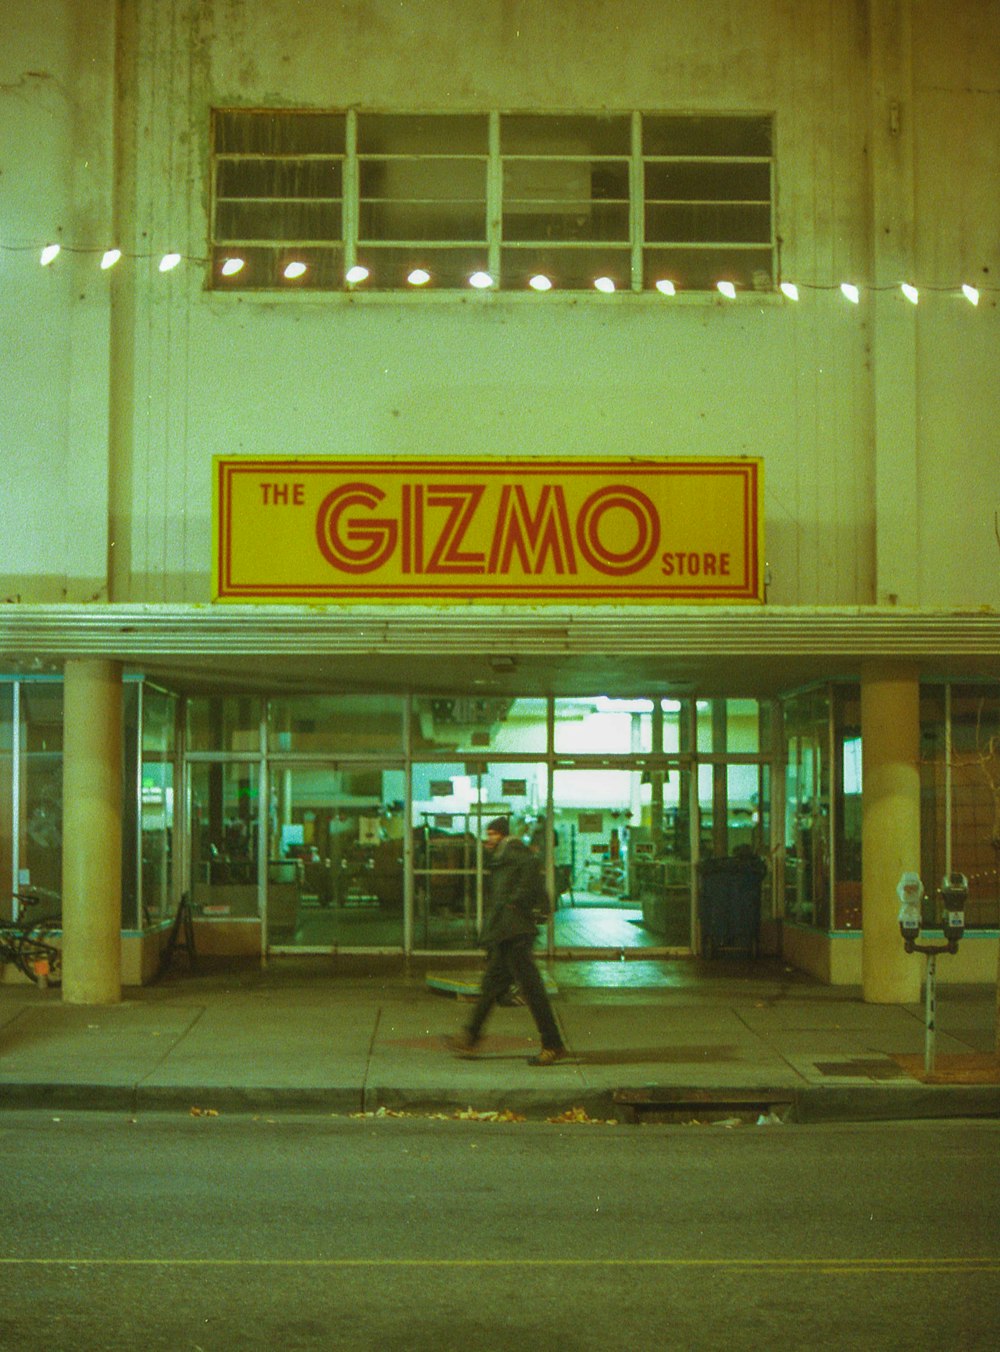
[61,659,123,1003]
[861,660,921,1002]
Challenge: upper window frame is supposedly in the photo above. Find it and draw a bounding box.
[210,109,776,295]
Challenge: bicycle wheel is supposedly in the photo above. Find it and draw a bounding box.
[15,935,62,987]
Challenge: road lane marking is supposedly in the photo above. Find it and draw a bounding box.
[1,1258,998,1272]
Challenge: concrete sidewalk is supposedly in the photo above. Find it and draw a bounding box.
[1,956,998,1123]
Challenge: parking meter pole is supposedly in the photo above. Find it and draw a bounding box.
[924,953,937,1076]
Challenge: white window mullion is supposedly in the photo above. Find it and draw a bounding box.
[344,109,359,276]
[631,110,643,291]
[488,111,501,285]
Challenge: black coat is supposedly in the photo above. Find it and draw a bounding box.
[479,837,544,946]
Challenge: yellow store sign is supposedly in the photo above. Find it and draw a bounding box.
[213,457,763,604]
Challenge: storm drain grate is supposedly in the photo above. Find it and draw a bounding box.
[612,1088,795,1125]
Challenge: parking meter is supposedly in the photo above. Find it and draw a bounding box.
[897,872,966,1075]
[897,872,924,949]
[939,872,968,948]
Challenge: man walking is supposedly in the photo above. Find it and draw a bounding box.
[445,817,567,1066]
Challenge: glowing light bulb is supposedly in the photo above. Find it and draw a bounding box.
[283,261,307,279]
[780,282,800,301]
[220,257,244,276]
[901,283,919,304]
[654,279,676,296]
[962,285,980,306]
[717,281,736,299]
[100,249,122,270]
[528,274,552,291]
[468,271,494,289]
[345,265,369,284]
[158,253,182,272]
[407,268,431,286]
[841,283,860,304]
[594,276,615,293]
[40,244,61,266]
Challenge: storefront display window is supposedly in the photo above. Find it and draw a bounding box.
[696,698,770,755]
[782,688,831,928]
[189,762,260,918]
[269,695,404,754]
[0,685,12,920]
[18,681,64,907]
[141,686,177,929]
[186,697,263,752]
[945,685,1000,928]
[553,697,690,756]
[412,696,545,756]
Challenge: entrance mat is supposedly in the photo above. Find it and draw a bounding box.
[426,970,557,1000]
[891,1052,1000,1084]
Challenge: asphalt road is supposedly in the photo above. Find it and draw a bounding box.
[1,1111,998,1351]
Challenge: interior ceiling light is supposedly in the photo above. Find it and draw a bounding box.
[220,257,245,276]
[407,268,431,286]
[841,282,860,303]
[345,264,369,284]
[158,253,182,272]
[594,276,615,293]
[780,281,800,301]
[528,274,552,291]
[40,244,60,266]
[901,283,919,304]
[468,270,494,289]
[717,281,737,299]
[962,284,980,306]
[283,260,307,279]
[655,279,676,295]
[100,249,122,270]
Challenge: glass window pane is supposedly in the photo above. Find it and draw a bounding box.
[501,114,631,155]
[645,202,771,245]
[782,690,831,928]
[697,699,763,754]
[142,688,177,929]
[644,161,772,202]
[643,245,774,291]
[359,157,486,242]
[18,683,63,904]
[358,246,490,289]
[0,684,12,920]
[267,764,405,948]
[216,199,342,244]
[833,686,862,931]
[501,245,631,290]
[215,111,346,155]
[187,698,263,753]
[412,697,546,756]
[642,115,772,157]
[357,114,488,155]
[211,245,344,289]
[948,684,1000,928]
[122,684,140,929]
[268,695,403,754]
[189,762,260,918]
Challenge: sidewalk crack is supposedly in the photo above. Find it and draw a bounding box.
[361,1006,382,1113]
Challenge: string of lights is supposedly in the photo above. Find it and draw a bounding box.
[1,239,994,302]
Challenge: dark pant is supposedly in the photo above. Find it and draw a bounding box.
[467,936,563,1051]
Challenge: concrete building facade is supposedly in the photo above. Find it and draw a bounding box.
[1,0,998,1001]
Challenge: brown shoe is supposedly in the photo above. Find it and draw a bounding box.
[527,1047,568,1066]
[443,1032,481,1059]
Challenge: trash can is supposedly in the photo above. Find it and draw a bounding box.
[697,851,765,958]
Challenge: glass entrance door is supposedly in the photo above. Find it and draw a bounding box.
[551,764,692,951]
[266,762,406,950]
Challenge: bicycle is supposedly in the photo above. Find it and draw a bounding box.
[0,890,62,988]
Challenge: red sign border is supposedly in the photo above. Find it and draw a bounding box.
[214,457,762,603]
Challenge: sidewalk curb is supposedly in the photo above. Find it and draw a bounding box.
[2,1081,998,1123]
